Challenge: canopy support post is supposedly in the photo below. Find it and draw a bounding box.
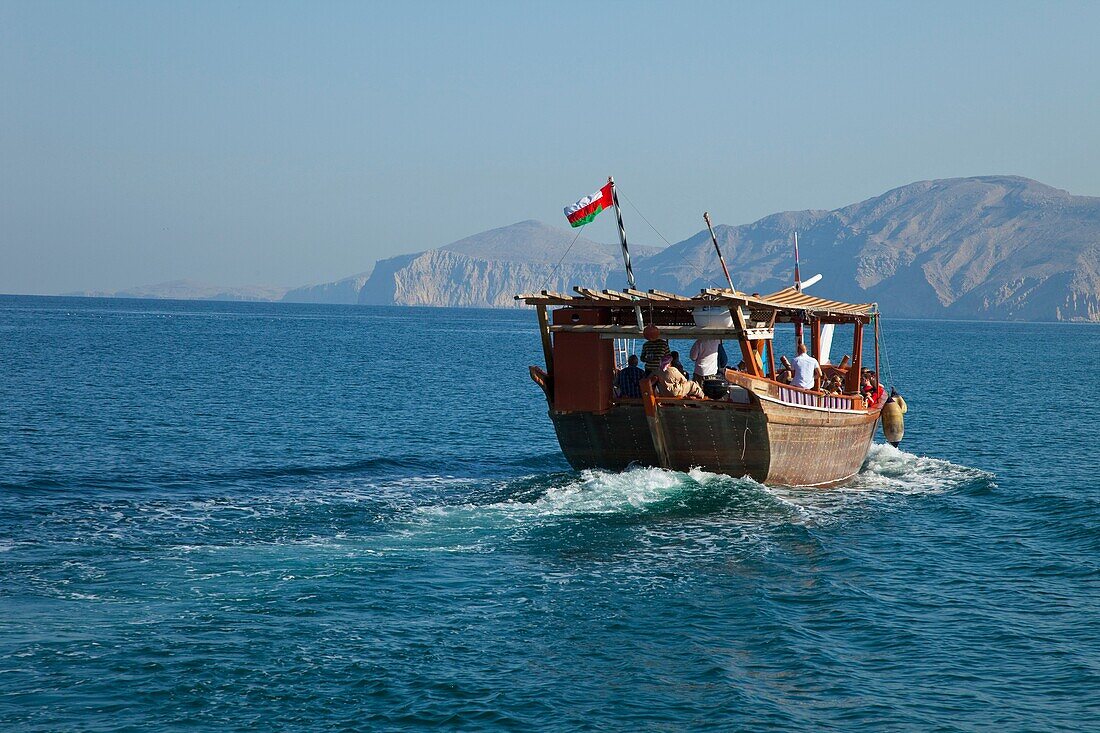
[874,314,881,380]
[536,304,554,377]
[730,305,764,377]
[847,322,863,394]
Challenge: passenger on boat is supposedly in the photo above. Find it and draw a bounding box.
[641,325,670,375]
[791,343,822,390]
[614,354,646,398]
[824,374,845,394]
[689,338,720,382]
[775,355,793,384]
[861,372,886,405]
[656,354,706,399]
[669,351,688,378]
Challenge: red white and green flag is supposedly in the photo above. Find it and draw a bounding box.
[564,182,614,228]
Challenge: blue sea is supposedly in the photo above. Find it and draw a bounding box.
[1,295,1097,731]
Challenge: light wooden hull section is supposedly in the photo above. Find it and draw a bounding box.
[549,398,878,487]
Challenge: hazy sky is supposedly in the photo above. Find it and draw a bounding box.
[2,1,1099,294]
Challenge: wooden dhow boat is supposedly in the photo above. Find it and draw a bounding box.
[517,286,899,487]
[518,178,907,487]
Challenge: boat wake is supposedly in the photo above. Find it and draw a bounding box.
[399,443,993,541]
[72,445,989,558]
[489,443,990,515]
[852,442,994,494]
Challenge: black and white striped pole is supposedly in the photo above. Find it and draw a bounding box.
[609,176,645,331]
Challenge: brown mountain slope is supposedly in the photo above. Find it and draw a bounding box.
[637,176,1100,321]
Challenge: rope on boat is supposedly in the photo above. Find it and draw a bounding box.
[877,312,898,392]
[542,221,589,292]
[617,187,724,290]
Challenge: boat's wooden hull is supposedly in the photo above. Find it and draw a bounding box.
[549,398,878,487]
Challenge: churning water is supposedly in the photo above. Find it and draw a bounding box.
[0,296,1096,731]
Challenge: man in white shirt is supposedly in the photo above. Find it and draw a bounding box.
[791,343,822,391]
[689,338,720,382]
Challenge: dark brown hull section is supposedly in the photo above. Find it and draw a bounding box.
[550,403,661,471]
[550,399,878,487]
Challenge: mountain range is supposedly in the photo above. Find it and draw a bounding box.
[67,176,1100,322]
[636,176,1100,322]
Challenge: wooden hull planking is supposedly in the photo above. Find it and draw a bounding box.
[549,398,878,487]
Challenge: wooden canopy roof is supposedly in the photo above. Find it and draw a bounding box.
[515,286,875,318]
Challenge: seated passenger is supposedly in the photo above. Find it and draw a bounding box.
[656,355,706,399]
[669,351,688,378]
[775,355,794,384]
[614,354,646,398]
[640,325,670,375]
[861,372,886,405]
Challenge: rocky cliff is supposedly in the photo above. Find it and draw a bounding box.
[358,249,619,307]
[282,268,374,304]
[355,220,659,308]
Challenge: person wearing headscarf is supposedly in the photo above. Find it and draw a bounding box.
[656,354,706,399]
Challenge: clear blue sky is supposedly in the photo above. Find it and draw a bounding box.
[2,0,1098,294]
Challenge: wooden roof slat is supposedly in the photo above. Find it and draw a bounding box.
[760,286,873,314]
[625,288,667,301]
[515,284,875,317]
[649,289,691,301]
[574,286,613,300]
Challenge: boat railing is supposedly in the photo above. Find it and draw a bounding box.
[726,370,867,411]
[776,385,862,411]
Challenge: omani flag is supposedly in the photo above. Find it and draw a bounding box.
[564,182,614,228]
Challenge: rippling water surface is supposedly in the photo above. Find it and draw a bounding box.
[1,296,1097,731]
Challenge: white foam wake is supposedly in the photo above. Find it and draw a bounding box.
[492,466,727,517]
[853,442,994,494]
[382,445,992,551]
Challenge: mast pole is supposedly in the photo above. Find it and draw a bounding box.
[609,176,645,331]
[793,231,802,292]
[704,212,736,291]
[874,312,881,380]
[793,231,804,347]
